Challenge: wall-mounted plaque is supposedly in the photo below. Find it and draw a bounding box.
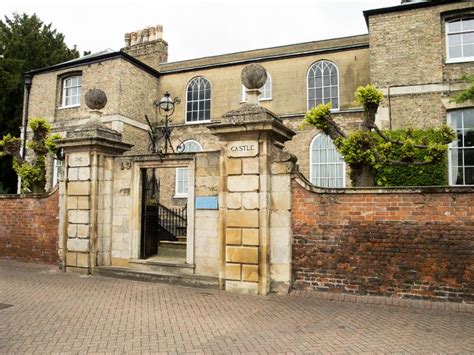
[226,140,259,158]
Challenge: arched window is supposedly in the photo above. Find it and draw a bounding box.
[175,140,203,197]
[446,18,474,62]
[178,139,203,153]
[310,134,345,188]
[186,77,211,123]
[242,72,272,101]
[307,61,339,110]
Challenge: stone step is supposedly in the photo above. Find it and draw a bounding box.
[159,240,186,249]
[157,241,186,258]
[157,248,185,258]
[177,236,187,242]
[128,257,193,275]
[96,266,219,289]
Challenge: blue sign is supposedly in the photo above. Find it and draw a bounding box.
[195,196,219,210]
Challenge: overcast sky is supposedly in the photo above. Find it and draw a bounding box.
[1,0,400,62]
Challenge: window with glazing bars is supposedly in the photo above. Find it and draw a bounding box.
[310,134,345,188]
[62,75,82,107]
[186,77,211,122]
[446,18,474,61]
[307,61,339,110]
[449,109,474,186]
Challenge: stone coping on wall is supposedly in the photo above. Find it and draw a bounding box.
[292,171,474,194]
[0,186,59,199]
[132,150,220,163]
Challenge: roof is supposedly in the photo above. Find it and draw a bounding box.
[25,34,369,78]
[159,34,369,74]
[26,50,161,77]
[363,0,463,24]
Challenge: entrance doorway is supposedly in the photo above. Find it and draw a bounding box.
[140,168,187,259]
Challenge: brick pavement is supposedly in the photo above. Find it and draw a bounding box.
[1,260,473,354]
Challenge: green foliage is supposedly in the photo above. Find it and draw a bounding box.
[28,117,51,132]
[375,129,451,186]
[0,133,21,157]
[45,133,62,155]
[0,13,79,192]
[454,74,474,104]
[303,102,332,133]
[303,84,455,186]
[355,84,384,109]
[12,158,44,193]
[335,130,379,167]
[0,117,61,193]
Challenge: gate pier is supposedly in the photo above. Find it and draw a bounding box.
[209,72,296,294]
[57,124,132,273]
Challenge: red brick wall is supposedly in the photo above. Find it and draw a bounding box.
[0,189,59,264]
[292,179,474,303]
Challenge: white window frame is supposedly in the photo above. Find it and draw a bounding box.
[185,76,211,124]
[309,133,346,188]
[52,158,62,186]
[178,139,203,153]
[241,72,272,102]
[175,167,189,198]
[61,75,82,108]
[307,60,340,111]
[175,140,203,198]
[445,18,474,63]
[447,109,474,186]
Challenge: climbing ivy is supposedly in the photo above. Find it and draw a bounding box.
[375,129,449,186]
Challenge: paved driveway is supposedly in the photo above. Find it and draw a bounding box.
[1,261,473,354]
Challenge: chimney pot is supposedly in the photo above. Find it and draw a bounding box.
[124,33,131,47]
[143,28,149,43]
[149,26,156,41]
[130,32,137,46]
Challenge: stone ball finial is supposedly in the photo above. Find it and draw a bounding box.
[85,89,108,110]
[241,63,267,90]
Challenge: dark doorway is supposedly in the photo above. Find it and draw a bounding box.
[140,168,188,259]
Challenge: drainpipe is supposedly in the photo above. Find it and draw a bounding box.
[387,86,392,130]
[22,74,32,159]
[18,74,32,193]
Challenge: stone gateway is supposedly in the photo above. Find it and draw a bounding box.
[6,0,472,302]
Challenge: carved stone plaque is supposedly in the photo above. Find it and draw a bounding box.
[227,140,259,157]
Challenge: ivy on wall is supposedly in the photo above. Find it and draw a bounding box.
[375,129,448,186]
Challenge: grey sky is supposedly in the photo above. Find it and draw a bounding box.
[1,0,400,62]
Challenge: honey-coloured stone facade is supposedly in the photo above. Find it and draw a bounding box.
[367,1,474,130]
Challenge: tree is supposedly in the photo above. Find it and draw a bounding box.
[0,13,79,193]
[0,118,61,193]
[304,85,456,187]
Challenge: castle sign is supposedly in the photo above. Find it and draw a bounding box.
[227,140,259,157]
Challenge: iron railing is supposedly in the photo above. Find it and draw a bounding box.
[157,203,187,241]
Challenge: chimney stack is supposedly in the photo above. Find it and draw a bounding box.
[122,25,168,69]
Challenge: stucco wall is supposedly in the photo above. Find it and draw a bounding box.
[158,47,369,123]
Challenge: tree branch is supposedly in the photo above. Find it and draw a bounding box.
[371,124,428,149]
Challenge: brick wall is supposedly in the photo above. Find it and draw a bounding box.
[0,189,59,264]
[291,178,474,303]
